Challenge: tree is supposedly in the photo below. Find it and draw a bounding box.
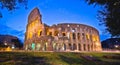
[85,0,120,37]
[11,39,23,48]
[0,0,28,18]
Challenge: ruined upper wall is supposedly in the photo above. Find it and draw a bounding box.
[51,23,99,34]
[28,7,42,24]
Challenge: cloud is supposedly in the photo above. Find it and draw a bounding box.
[100,34,111,41]
[0,24,24,42]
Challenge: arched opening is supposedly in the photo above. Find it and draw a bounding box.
[49,32,52,36]
[73,44,77,50]
[72,33,76,39]
[62,32,66,36]
[56,44,59,51]
[91,44,93,51]
[28,44,31,50]
[40,31,42,36]
[31,43,35,50]
[69,43,72,50]
[54,31,59,36]
[63,43,66,51]
[77,33,80,40]
[53,42,57,51]
[25,45,28,50]
[36,43,41,51]
[43,44,46,51]
[82,33,85,41]
[45,42,48,51]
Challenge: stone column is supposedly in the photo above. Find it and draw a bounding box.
[58,28,62,37]
[66,43,69,51]
[89,44,91,51]
[81,44,83,51]
[91,44,93,51]
[79,28,83,51]
[70,44,72,51]
[70,31,73,51]
[76,33,79,51]
[85,44,88,51]
[42,25,46,36]
[93,43,95,51]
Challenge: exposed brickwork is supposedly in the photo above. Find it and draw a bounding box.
[24,8,102,51]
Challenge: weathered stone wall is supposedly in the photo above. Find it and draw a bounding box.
[24,8,44,49]
[46,23,102,51]
[24,8,102,51]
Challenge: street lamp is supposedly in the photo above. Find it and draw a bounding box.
[4,41,7,45]
[114,45,119,48]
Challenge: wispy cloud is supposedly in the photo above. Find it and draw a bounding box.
[0,24,24,42]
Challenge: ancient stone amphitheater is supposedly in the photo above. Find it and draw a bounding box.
[24,8,102,51]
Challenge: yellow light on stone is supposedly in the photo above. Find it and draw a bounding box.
[47,31,49,35]
[38,30,41,36]
[29,32,32,38]
[46,28,50,35]
[95,42,100,46]
[54,31,59,36]
[92,35,95,41]
[31,22,34,27]
[5,46,12,51]
[86,33,90,39]
[35,19,38,23]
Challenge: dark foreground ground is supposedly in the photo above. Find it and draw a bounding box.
[0,51,120,65]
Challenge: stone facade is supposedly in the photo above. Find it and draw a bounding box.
[24,8,102,51]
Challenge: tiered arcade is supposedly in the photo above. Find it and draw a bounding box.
[24,8,102,51]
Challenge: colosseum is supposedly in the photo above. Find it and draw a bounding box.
[24,8,102,51]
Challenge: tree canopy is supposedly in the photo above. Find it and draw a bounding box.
[85,0,120,37]
[0,0,28,18]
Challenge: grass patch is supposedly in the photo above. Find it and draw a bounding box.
[0,51,120,65]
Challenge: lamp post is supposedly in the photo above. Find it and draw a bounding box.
[4,41,7,46]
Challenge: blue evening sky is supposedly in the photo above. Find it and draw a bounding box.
[0,0,110,42]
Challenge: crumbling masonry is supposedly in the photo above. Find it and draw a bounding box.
[24,8,102,51]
